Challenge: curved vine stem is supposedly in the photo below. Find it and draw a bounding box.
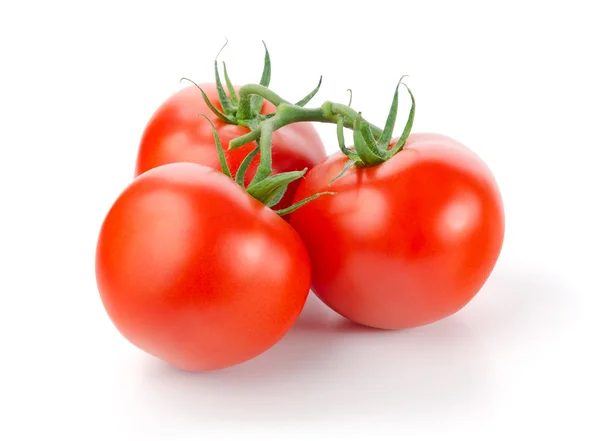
[231,81,414,186]
[237,84,289,120]
[196,49,414,214]
[230,86,384,150]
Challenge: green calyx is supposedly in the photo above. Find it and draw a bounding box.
[201,113,333,216]
[185,41,333,216]
[183,40,324,131]
[339,78,416,168]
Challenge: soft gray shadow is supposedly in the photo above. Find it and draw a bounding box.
[464,263,574,340]
[132,263,571,423]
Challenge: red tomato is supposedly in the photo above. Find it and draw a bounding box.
[290,133,504,330]
[95,163,311,371]
[135,84,326,210]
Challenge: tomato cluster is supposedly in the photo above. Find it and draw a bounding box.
[95,46,504,371]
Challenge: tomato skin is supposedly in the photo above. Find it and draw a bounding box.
[95,163,311,371]
[290,133,504,330]
[135,84,326,211]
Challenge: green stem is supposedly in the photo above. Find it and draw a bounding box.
[246,103,383,185]
[237,84,289,120]
[236,84,383,136]
[328,103,383,138]
[248,121,274,186]
[198,44,415,215]
[273,103,329,125]
[230,81,413,189]
[230,102,383,151]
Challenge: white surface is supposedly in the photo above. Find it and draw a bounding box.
[1,0,598,439]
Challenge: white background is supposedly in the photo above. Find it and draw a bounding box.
[1,0,599,439]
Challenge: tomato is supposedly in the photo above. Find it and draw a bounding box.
[290,133,504,330]
[95,162,311,371]
[135,84,326,210]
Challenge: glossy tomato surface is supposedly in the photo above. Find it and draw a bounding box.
[135,84,326,210]
[290,133,504,330]
[96,163,311,371]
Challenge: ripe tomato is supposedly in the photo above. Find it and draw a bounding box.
[290,133,504,330]
[95,162,311,371]
[135,84,326,210]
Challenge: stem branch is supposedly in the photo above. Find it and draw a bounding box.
[229,100,383,150]
[237,84,290,120]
